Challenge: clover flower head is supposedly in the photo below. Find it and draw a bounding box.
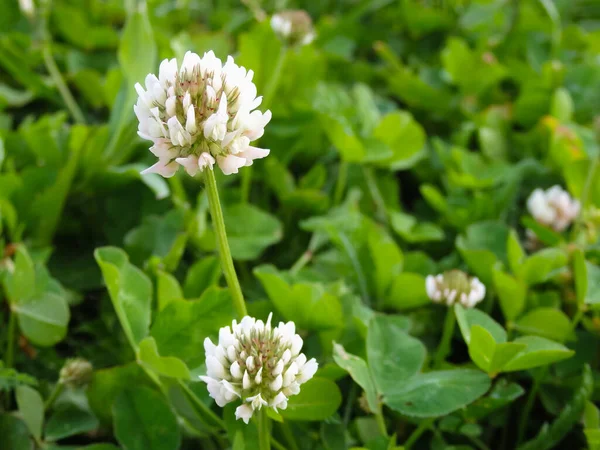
[271,10,315,46]
[135,51,271,177]
[426,270,485,309]
[200,313,318,424]
[59,358,93,388]
[527,185,580,232]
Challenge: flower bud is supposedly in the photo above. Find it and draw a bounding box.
[425,270,485,309]
[59,358,93,388]
[271,10,316,47]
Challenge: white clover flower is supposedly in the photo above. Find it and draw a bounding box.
[526,185,580,232]
[135,51,271,177]
[200,314,318,424]
[271,10,315,46]
[426,270,486,309]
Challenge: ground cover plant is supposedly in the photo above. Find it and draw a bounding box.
[1,0,600,449]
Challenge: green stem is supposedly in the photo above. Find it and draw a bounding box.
[280,421,299,450]
[342,383,358,427]
[204,168,247,318]
[44,382,64,411]
[333,161,348,205]
[363,166,387,224]
[176,379,225,430]
[375,407,388,437]
[538,0,562,59]
[289,234,319,276]
[468,435,491,450]
[41,47,86,124]
[404,418,435,449]
[573,156,599,238]
[258,408,271,450]
[517,367,548,444]
[240,47,287,203]
[433,308,456,369]
[5,309,16,369]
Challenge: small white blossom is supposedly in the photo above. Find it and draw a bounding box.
[200,314,318,424]
[271,10,315,46]
[526,185,580,232]
[426,270,486,309]
[136,51,271,177]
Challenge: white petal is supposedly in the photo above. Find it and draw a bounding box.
[235,404,254,424]
[175,155,200,177]
[140,160,178,178]
[217,155,246,175]
[297,358,318,383]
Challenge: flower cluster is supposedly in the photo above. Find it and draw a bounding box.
[426,270,486,308]
[271,10,315,46]
[200,314,318,424]
[135,51,271,177]
[527,185,580,232]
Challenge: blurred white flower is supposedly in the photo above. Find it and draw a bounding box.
[426,270,486,309]
[527,185,580,232]
[19,0,35,19]
[271,10,315,46]
[135,51,271,177]
[200,313,318,424]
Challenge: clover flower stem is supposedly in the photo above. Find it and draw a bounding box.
[44,382,64,411]
[42,46,86,124]
[432,308,456,369]
[240,47,288,204]
[363,167,388,224]
[333,161,349,205]
[375,406,388,437]
[176,380,225,430]
[516,366,548,445]
[205,168,248,318]
[403,417,435,449]
[4,309,16,370]
[280,421,300,450]
[573,156,598,238]
[258,408,271,450]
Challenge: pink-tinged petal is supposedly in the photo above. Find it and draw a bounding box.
[217,155,246,175]
[140,160,178,178]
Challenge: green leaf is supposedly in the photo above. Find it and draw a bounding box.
[13,291,70,347]
[118,7,156,92]
[150,287,234,368]
[514,308,572,342]
[384,273,430,310]
[94,247,152,349]
[113,387,181,450]
[3,245,35,303]
[332,342,379,413]
[183,256,221,298]
[280,378,342,421]
[223,204,283,261]
[464,380,525,420]
[468,326,525,374]
[0,361,37,392]
[456,222,509,285]
[573,249,587,305]
[390,211,444,243]
[0,414,33,450]
[137,337,191,379]
[45,405,99,441]
[455,304,507,344]
[254,266,343,331]
[493,269,527,321]
[371,111,426,170]
[157,271,183,312]
[578,260,600,305]
[518,248,568,285]
[502,336,574,372]
[384,369,491,417]
[367,226,403,299]
[87,363,153,426]
[15,385,44,440]
[367,315,426,394]
[507,230,525,275]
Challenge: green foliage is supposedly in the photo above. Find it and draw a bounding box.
[2,0,600,449]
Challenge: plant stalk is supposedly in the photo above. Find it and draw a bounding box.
[44,382,64,411]
[5,309,16,369]
[433,308,456,369]
[258,408,271,450]
[404,418,435,449]
[205,168,247,318]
